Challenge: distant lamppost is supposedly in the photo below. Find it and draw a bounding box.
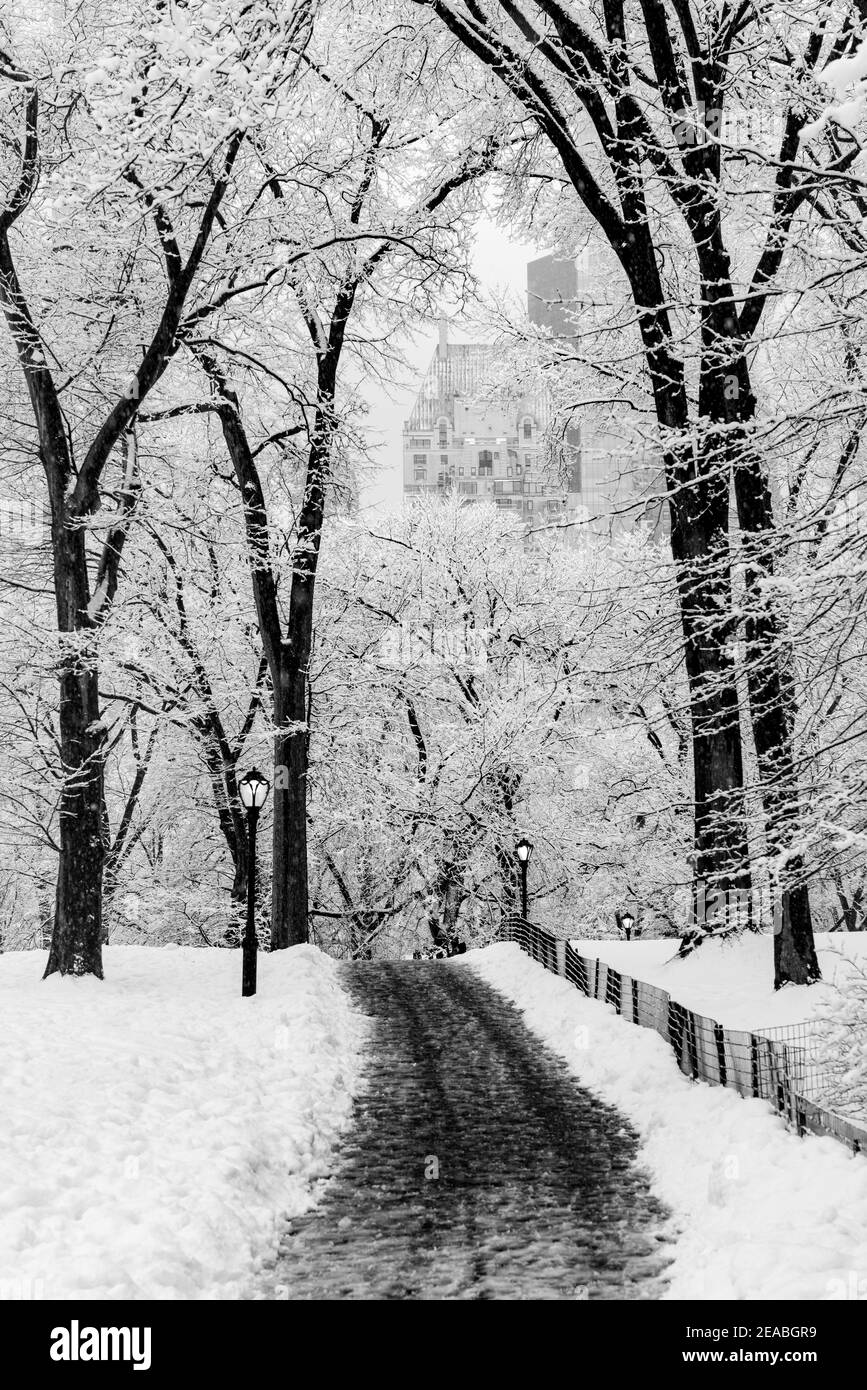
[238,767,271,998]
[620,909,636,941]
[515,837,534,920]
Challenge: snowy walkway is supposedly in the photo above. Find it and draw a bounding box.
[262,961,671,1299]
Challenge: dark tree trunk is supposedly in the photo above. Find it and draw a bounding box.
[698,257,819,983]
[429,846,466,945]
[675,146,819,981]
[45,526,106,978]
[495,842,521,917]
[623,236,752,951]
[833,879,865,933]
[230,853,248,907]
[271,667,310,948]
[670,482,751,952]
[269,394,330,951]
[222,845,249,947]
[730,440,820,986]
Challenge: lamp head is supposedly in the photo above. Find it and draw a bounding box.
[238,767,271,812]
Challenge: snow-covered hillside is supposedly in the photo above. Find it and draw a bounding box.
[0,945,368,1300]
[466,944,867,1300]
[572,933,867,1030]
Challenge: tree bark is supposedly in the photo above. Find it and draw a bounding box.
[271,664,310,948]
[47,556,106,977]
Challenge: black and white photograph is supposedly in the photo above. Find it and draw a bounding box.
[1,0,866,1350]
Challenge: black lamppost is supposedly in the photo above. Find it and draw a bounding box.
[620,909,636,941]
[515,837,534,920]
[238,767,271,998]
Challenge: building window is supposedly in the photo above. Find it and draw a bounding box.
[516,462,522,475]
[413,454,427,468]
[526,500,534,511]
[459,466,464,476]
[409,437,431,449]
[437,418,448,447]
[440,454,448,466]
[507,467,512,477]
[522,418,532,440]
[478,449,493,476]
[471,466,476,476]
[524,453,532,469]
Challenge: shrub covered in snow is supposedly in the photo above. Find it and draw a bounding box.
[814,956,867,1119]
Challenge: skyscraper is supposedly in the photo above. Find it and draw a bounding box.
[527,253,579,338]
[527,253,667,538]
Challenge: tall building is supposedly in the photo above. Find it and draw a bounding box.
[527,253,579,338]
[401,261,667,538]
[527,253,667,539]
[402,323,578,529]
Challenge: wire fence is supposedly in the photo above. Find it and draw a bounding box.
[501,916,867,1156]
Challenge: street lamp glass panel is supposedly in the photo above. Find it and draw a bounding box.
[621,911,635,934]
[515,837,533,863]
[239,768,271,810]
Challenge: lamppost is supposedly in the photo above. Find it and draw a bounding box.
[620,909,635,940]
[238,767,271,998]
[515,837,534,920]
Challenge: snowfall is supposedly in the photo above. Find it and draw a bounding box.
[2,931,867,1300]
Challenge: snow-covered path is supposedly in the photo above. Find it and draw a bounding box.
[262,960,671,1300]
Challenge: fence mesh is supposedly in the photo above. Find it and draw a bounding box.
[501,917,867,1156]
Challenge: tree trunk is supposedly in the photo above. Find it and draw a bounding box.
[627,256,752,950]
[621,223,752,952]
[271,664,309,948]
[495,842,521,917]
[731,447,820,986]
[671,484,752,952]
[429,853,465,945]
[44,532,105,978]
[223,846,248,947]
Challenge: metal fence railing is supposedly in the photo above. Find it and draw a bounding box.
[501,917,867,1156]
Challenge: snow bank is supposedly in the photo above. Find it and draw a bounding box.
[464,944,867,1300]
[0,945,368,1300]
[571,932,867,1030]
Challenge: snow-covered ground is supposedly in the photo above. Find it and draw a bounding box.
[0,945,368,1300]
[465,944,867,1300]
[572,932,867,1030]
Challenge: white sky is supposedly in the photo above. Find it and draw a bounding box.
[356,220,539,517]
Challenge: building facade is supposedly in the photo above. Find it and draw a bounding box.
[402,324,578,529]
[527,253,668,539]
[402,261,667,539]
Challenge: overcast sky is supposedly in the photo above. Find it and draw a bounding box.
[357,221,539,517]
